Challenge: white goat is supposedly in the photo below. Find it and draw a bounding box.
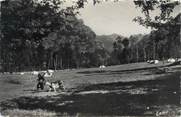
[99,65,106,69]
[149,60,159,64]
[20,72,25,75]
[167,58,176,63]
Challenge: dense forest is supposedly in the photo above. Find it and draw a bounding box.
[0,0,109,72]
[111,13,181,64]
[96,13,181,65]
[0,0,180,72]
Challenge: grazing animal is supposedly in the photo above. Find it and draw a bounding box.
[149,60,159,64]
[45,80,64,92]
[99,65,106,72]
[147,60,150,63]
[44,70,54,78]
[32,71,39,75]
[154,60,159,64]
[167,58,176,63]
[99,65,106,69]
[32,70,54,77]
[20,72,25,75]
[177,58,181,62]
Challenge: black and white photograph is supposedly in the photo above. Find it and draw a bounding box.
[0,0,180,116]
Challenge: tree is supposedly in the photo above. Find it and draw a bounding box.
[1,0,89,71]
[74,0,180,22]
[40,12,98,69]
[74,0,180,61]
[133,0,180,60]
[112,36,132,64]
[1,0,180,71]
[133,0,180,29]
[127,13,181,62]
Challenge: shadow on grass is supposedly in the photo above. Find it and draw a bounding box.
[166,61,181,67]
[4,78,22,85]
[1,72,180,116]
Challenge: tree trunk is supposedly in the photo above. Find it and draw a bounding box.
[136,46,139,62]
[143,47,146,61]
[153,40,156,60]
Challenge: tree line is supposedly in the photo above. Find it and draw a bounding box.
[111,14,180,65]
[0,0,109,72]
[0,0,180,72]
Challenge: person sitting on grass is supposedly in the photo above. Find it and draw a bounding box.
[37,72,46,90]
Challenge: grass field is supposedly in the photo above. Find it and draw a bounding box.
[0,62,180,117]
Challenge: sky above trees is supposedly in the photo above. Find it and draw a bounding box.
[78,1,150,37]
[76,0,180,37]
[0,0,180,37]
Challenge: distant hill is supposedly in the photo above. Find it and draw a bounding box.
[129,34,145,46]
[133,13,181,60]
[96,34,124,52]
[96,33,145,53]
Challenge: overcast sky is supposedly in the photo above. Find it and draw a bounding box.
[77,1,149,37]
[0,0,180,37]
[76,0,180,37]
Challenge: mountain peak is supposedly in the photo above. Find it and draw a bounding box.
[96,33,124,52]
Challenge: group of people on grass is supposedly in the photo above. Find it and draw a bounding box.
[36,70,64,92]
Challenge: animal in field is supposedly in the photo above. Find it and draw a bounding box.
[148,60,159,64]
[32,69,54,78]
[167,58,176,63]
[20,72,25,75]
[32,71,39,75]
[99,65,106,69]
[99,65,106,72]
[44,69,54,78]
[177,58,181,62]
[45,80,64,92]
[147,60,150,63]
[154,60,159,64]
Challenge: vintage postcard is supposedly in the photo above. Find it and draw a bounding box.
[0,0,180,116]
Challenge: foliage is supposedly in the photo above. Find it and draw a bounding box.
[74,0,180,29]
[112,13,180,63]
[133,0,180,29]
[0,0,180,72]
[0,0,109,71]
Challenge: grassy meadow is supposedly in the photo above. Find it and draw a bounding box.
[0,62,180,117]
